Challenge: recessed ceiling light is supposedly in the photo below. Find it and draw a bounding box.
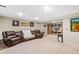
[44,6,51,12]
[17,12,23,17]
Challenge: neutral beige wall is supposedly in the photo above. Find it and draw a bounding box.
[63,18,79,45]
[0,16,47,40]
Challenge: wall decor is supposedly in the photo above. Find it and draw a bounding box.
[20,21,30,26]
[30,22,34,27]
[12,20,19,26]
[71,18,79,32]
[44,25,46,27]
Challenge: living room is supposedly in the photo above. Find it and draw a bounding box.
[0,5,79,54]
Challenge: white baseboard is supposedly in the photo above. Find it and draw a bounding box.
[64,41,79,47]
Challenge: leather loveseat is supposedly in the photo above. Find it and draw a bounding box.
[2,31,23,47]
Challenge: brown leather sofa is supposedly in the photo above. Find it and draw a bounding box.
[31,30,44,39]
[2,31,23,47]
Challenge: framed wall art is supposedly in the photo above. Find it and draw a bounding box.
[30,22,34,27]
[71,18,79,32]
[20,20,30,26]
[12,20,19,26]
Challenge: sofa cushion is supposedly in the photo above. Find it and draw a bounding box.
[24,35,35,39]
[8,35,16,38]
[11,37,20,41]
[22,30,32,35]
[34,30,41,34]
[36,34,42,36]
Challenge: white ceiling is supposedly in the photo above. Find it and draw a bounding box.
[0,5,79,22]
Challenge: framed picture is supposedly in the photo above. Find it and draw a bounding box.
[20,21,30,26]
[12,20,19,26]
[71,18,79,32]
[30,22,34,27]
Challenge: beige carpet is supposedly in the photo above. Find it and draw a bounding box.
[0,35,79,54]
[0,40,7,50]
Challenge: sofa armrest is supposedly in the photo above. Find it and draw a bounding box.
[42,32,45,34]
[3,38,13,47]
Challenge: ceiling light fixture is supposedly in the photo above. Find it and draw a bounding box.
[17,12,23,17]
[44,6,51,12]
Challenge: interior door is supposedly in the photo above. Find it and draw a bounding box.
[47,24,52,34]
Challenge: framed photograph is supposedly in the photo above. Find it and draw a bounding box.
[71,18,79,32]
[12,20,19,26]
[30,22,34,27]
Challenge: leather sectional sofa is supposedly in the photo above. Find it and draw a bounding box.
[2,30,44,47]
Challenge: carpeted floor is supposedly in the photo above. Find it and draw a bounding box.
[0,35,79,54]
[0,40,7,50]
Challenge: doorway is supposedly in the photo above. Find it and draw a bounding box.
[47,22,63,35]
